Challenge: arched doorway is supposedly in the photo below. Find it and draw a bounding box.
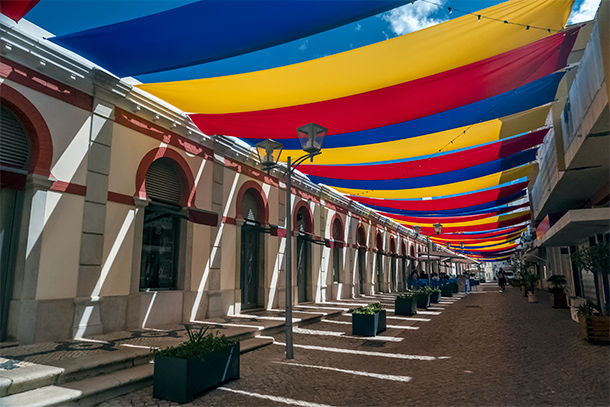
[390,238,396,291]
[239,188,264,310]
[357,226,366,295]
[375,233,383,293]
[331,217,343,284]
[0,104,29,341]
[295,204,313,303]
[401,241,408,291]
[140,157,187,290]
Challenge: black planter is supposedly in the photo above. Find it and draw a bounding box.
[416,294,431,309]
[450,282,459,293]
[551,292,568,309]
[352,311,386,337]
[430,291,442,303]
[395,298,417,316]
[153,342,240,403]
[440,286,453,297]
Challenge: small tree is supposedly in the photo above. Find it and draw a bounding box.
[571,243,609,316]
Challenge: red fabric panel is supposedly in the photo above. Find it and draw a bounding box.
[380,202,529,224]
[190,29,578,139]
[464,243,519,253]
[432,230,523,244]
[0,0,39,22]
[350,181,528,211]
[300,129,548,180]
[399,214,530,234]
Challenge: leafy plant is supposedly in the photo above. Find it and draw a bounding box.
[576,301,600,318]
[431,287,441,293]
[415,286,433,297]
[571,243,609,276]
[153,325,235,359]
[352,303,384,315]
[523,272,540,294]
[396,291,417,300]
[547,274,567,294]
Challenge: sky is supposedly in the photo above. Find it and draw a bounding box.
[23,0,602,83]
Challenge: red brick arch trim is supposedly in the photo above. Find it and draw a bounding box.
[135,148,196,207]
[330,213,344,241]
[0,84,53,177]
[235,180,269,225]
[293,200,314,233]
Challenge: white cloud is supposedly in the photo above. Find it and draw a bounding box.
[382,0,448,35]
[567,0,602,24]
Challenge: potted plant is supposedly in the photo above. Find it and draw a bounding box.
[523,271,540,303]
[430,287,442,303]
[547,274,568,309]
[576,301,610,344]
[440,284,453,297]
[449,281,459,293]
[351,303,386,337]
[152,325,239,403]
[395,291,417,316]
[415,287,432,309]
[571,243,609,316]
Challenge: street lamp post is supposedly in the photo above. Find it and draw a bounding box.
[255,122,327,360]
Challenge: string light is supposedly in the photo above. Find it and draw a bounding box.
[419,0,563,33]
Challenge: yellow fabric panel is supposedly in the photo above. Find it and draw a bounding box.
[285,105,550,165]
[395,210,530,228]
[334,164,533,199]
[136,0,573,113]
[435,232,523,246]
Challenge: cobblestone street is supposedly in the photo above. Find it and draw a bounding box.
[96,285,609,407]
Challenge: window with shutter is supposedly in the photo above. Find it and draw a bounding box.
[241,189,260,223]
[145,158,182,205]
[0,105,30,170]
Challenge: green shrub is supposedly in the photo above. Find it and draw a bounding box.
[352,303,384,314]
[153,325,235,359]
[576,301,601,318]
[396,291,417,300]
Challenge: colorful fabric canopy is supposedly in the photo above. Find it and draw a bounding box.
[392,210,530,229]
[283,106,550,165]
[189,30,576,139]
[51,1,411,77]
[334,164,532,199]
[310,148,537,190]
[350,181,529,212]
[404,212,530,234]
[0,0,39,22]
[301,129,547,181]
[244,72,563,150]
[382,202,530,225]
[137,0,574,114]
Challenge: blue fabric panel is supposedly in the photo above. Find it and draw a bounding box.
[308,149,537,189]
[50,0,410,76]
[245,72,565,149]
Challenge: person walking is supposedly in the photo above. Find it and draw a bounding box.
[497,268,507,292]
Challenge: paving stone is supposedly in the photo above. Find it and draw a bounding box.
[95,286,609,407]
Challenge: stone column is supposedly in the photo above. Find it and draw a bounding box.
[206,154,225,318]
[72,97,114,338]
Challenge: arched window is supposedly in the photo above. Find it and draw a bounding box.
[241,188,261,224]
[140,158,185,290]
[0,104,30,171]
[239,187,265,310]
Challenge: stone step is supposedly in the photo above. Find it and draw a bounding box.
[0,363,153,407]
[239,336,274,354]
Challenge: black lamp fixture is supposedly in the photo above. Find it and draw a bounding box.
[254,123,327,361]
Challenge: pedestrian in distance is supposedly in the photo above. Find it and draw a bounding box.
[497,268,507,292]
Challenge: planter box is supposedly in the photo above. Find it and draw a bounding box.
[416,294,431,309]
[579,315,610,344]
[430,291,442,303]
[450,282,459,293]
[395,298,417,316]
[352,311,386,337]
[527,293,538,303]
[153,342,240,403]
[440,286,453,297]
[550,292,568,309]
